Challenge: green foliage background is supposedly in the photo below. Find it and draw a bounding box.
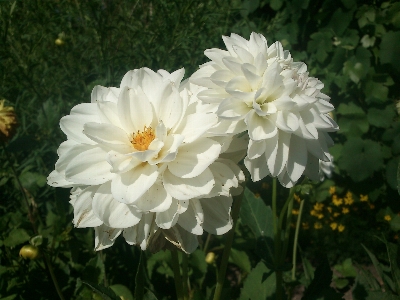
[1,0,400,299]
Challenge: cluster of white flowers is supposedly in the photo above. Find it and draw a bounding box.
[48,33,337,253]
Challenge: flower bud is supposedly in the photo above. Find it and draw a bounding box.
[0,100,18,143]
[19,244,40,260]
[205,252,215,264]
[55,38,64,46]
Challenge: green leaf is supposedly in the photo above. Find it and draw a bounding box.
[364,81,389,103]
[303,256,342,300]
[385,242,400,294]
[329,8,354,36]
[398,161,400,195]
[239,262,275,300]
[386,157,400,190]
[143,290,159,300]
[367,106,396,128]
[82,281,120,300]
[380,31,400,73]
[270,0,283,11]
[109,284,134,300]
[241,188,273,239]
[3,228,30,247]
[338,138,384,181]
[362,244,385,290]
[240,0,260,17]
[334,258,357,278]
[82,255,105,284]
[337,103,364,115]
[229,249,251,273]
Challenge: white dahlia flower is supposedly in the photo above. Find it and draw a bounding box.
[190,32,338,187]
[48,67,244,253]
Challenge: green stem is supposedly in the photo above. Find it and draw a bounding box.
[2,144,65,300]
[292,200,304,281]
[203,233,212,254]
[272,178,284,300]
[43,253,66,300]
[282,191,294,260]
[213,189,244,300]
[182,253,189,300]
[171,250,184,300]
[135,251,144,300]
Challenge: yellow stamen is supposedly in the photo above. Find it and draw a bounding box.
[131,126,155,151]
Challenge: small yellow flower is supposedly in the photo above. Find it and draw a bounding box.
[369,203,375,209]
[313,203,324,211]
[314,222,323,229]
[292,209,299,215]
[302,222,309,230]
[0,100,18,142]
[327,207,332,213]
[332,195,343,206]
[333,212,340,218]
[344,192,354,205]
[254,192,260,198]
[384,215,392,222]
[329,186,336,195]
[317,213,324,219]
[360,194,368,202]
[338,224,345,232]
[330,222,338,230]
[342,207,350,214]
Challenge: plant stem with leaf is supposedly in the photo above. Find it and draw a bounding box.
[213,188,244,300]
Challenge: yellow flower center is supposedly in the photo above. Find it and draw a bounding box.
[131,126,155,151]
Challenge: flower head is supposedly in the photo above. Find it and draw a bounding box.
[0,100,18,142]
[48,68,244,253]
[191,32,338,187]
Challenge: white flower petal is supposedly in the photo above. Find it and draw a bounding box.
[94,224,122,250]
[83,122,132,153]
[93,182,142,228]
[155,198,180,229]
[247,139,267,159]
[163,168,215,200]
[111,164,158,204]
[286,135,307,182]
[245,110,278,141]
[65,146,114,185]
[177,199,204,235]
[176,113,218,143]
[134,183,172,213]
[217,97,251,120]
[72,186,102,228]
[244,155,270,182]
[168,138,221,178]
[200,196,232,235]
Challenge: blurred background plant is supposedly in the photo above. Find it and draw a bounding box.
[0,0,399,299]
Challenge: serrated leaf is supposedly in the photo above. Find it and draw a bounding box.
[240,188,273,239]
[380,31,400,73]
[338,138,384,181]
[239,262,275,300]
[110,284,133,300]
[367,106,396,128]
[82,281,120,300]
[229,249,251,273]
[3,228,30,247]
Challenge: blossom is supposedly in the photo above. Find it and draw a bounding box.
[48,67,244,253]
[190,32,338,187]
[0,99,18,142]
